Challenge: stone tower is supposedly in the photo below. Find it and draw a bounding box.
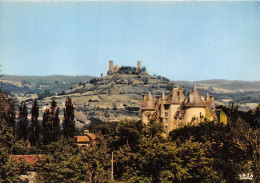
[109,60,113,72]
[137,61,141,71]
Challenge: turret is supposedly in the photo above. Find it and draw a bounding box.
[109,60,113,71]
[137,61,141,71]
[145,92,155,109]
[141,92,156,125]
[161,90,166,102]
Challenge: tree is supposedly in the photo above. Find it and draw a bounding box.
[17,101,28,141]
[29,99,40,146]
[63,97,75,138]
[42,109,51,145]
[36,139,86,182]
[0,91,15,152]
[52,107,60,141]
[50,99,60,142]
[0,91,16,135]
[145,113,164,139]
[80,136,111,182]
[116,120,144,151]
[0,90,20,181]
[0,148,20,182]
[230,106,260,182]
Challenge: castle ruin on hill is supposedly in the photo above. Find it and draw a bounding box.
[106,60,217,133]
[107,60,147,75]
[141,86,217,133]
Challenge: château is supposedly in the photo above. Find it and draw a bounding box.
[141,86,217,133]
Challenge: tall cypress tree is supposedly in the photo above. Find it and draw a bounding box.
[49,99,56,141]
[42,109,51,145]
[18,101,28,141]
[50,99,60,142]
[63,97,75,138]
[52,107,60,141]
[29,99,40,146]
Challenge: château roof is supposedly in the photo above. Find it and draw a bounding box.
[143,92,155,109]
[166,87,186,104]
[161,90,166,101]
[205,93,217,118]
[187,86,205,106]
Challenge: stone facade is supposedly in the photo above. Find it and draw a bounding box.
[141,86,217,133]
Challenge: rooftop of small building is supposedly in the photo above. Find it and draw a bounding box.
[75,133,97,143]
[10,154,45,165]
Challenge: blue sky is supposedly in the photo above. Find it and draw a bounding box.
[0,1,259,81]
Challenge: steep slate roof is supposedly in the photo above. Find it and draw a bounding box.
[166,87,186,104]
[178,88,186,102]
[166,90,174,103]
[143,92,155,109]
[188,86,205,106]
[161,90,166,101]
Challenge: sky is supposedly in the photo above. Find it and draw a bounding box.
[0,1,259,81]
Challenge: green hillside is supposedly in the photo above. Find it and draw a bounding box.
[2,75,94,84]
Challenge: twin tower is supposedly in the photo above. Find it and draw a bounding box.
[107,60,141,75]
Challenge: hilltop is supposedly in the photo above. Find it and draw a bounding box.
[39,73,175,126]
[1,70,259,127]
[1,74,94,101]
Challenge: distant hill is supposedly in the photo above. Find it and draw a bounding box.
[2,75,94,84]
[174,79,260,91]
[174,79,260,110]
[0,74,94,100]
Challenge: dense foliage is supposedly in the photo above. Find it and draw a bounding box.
[0,91,20,181]
[35,105,259,182]
[0,86,259,182]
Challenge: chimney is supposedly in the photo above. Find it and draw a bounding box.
[189,91,195,103]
